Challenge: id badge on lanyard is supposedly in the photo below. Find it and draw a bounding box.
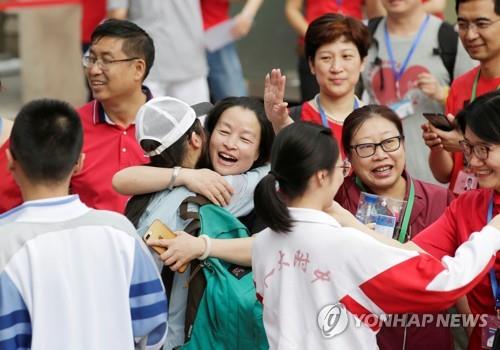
[453,169,478,195]
[482,194,500,349]
[385,16,429,118]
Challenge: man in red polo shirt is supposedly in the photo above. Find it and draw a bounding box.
[424,0,500,194]
[0,19,154,213]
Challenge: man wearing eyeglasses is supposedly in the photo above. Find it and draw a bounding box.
[424,0,500,195]
[0,19,154,214]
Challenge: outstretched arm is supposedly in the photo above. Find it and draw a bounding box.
[112,167,234,206]
[148,233,254,270]
[284,0,308,37]
[232,0,264,39]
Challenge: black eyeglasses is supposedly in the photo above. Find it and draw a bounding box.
[457,18,500,32]
[459,139,492,161]
[82,55,140,70]
[350,136,403,158]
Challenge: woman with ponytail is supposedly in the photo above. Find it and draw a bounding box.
[251,121,500,349]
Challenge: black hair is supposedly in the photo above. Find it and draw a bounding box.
[342,105,404,156]
[91,19,155,80]
[9,99,82,184]
[125,119,205,227]
[204,96,274,169]
[254,122,340,233]
[456,0,500,15]
[456,90,500,144]
[305,13,371,63]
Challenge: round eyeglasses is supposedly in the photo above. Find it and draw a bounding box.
[459,139,492,161]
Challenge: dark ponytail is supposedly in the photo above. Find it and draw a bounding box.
[254,122,340,233]
[125,119,205,227]
[254,173,291,232]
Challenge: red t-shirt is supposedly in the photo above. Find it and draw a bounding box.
[81,0,106,45]
[0,96,150,214]
[200,0,230,30]
[446,67,500,190]
[295,101,345,158]
[305,0,364,23]
[413,188,500,350]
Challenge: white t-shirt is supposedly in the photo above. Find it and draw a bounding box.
[252,207,500,349]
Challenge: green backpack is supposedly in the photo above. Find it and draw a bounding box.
[175,196,268,350]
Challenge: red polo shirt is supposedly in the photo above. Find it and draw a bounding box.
[0,90,151,214]
[336,173,455,350]
[446,67,500,191]
[413,188,500,350]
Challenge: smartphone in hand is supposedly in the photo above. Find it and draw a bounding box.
[422,113,454,132]
[143,219,187,273]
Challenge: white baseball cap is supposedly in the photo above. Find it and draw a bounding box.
[136,96,213,156]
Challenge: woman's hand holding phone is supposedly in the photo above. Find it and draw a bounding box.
[421,113,463,153]
[146,230,205,273]
[143,220,193,273]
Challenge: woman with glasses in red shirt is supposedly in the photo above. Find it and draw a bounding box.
[413,90,500,350]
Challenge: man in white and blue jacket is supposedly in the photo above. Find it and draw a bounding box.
[0,99,167,350]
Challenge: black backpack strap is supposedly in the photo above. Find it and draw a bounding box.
[367,16,383,36]
[161,266,175,301]
[184,260,207,341]
[437,21,458,82]
[176,194,211,342]
[288,104,303,122]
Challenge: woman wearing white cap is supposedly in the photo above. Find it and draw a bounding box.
[115,95,273,350]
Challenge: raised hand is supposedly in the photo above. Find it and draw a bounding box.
[264,69,292,132]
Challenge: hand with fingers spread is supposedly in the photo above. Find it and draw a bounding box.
[264,69,293,133]
[181,168,234,206]
[148,231,205,272]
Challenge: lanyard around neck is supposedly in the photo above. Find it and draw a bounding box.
[384,15,430,94]
[471,69,500,102]
[487,193,500,314]
[471,70,481,102]
[316,95,359,128]
[355,176,415,242]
